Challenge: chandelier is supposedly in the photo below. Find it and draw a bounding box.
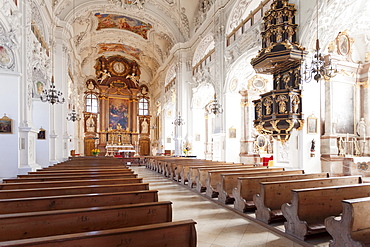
[302,0,337,82]
[40,76,65,104]
[206,93,223,115]
[172,112,185,126]
[66,106,81,122]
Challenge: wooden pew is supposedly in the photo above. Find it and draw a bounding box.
[40,165,127,170]
[232,173,328,212]
[0,190,158,214]
[17,170,134,178]
[0,201,172,242]
[186,164,246,188]
[165,160,210,180]
[195,165,260,193]
[174,161,235,182]
[325,196,370,247]
[205,167,283,198]
[0,183,150,199]
[156,157,187,174]
[180,163,252,186]
[0,178,144,190]
[0,220,197,247]
[217,170,304,204]
[282,183,370,240]
[3,174,138,183]
[254,176,361,224]
[33,168,132,174]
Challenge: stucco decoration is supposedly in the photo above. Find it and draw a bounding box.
[32,67,48,98]
[109,0,145,10]
[165,64,176,86]
[194,0,215,32]
[228,0,253,33]
[180,7,190,38]
[0,44,14,70]
[193,34,214,66]
[0,1,20,71]
[192,82,214,109]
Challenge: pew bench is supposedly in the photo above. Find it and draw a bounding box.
[0,220,197,247]
[232,173,328,212]
[165,161,208,180]
[217,170,304,204]
[3,173,138,183]
[32,168,132,174]
[186,164,245,188]
[205,167,282,198]
[254,176,361,224]
[0,190,158,214]
[282,183,370,240]
[325,196,370,247]
[0,183,149,199]
[195,165,259,193]
[0,201,172,242]
[17,170,134,178]
[175,162,241,183]
[0,178,143,190]
[40,165,127,170]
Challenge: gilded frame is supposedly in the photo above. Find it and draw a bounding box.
[108,97,130,130]
[307,115,318,134]
[37,128,46,140]
[229,127,236,138]
[0,114,12,134]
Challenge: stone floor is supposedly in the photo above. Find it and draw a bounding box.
[131,166,331,247]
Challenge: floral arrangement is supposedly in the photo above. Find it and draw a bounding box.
[183,141,192,155]
[91,148,100,156]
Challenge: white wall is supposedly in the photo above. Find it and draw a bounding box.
[33,100,50,167]
[224,92,241,163]
[0,72,20,179]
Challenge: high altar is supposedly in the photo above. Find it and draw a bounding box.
[83,55,151,156]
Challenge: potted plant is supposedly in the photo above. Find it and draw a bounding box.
[91,148,100,156]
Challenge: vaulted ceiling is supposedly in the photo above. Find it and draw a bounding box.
[53,0,201,85]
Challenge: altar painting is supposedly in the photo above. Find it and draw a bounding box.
[109,98,129,130]
[94,13,152,39]
[333,82,354,134]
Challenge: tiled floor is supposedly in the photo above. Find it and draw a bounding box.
[131,166,328,247]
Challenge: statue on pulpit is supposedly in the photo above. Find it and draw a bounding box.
[141,119,148,134]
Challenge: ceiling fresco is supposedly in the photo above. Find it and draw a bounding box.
[98,43,142,60]
[94,13,153,39]
[52,0,209,87]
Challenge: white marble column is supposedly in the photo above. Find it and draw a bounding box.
[239,90,259,164]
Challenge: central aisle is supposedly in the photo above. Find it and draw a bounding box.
[131,166,305,247]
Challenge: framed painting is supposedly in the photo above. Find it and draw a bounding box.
[34,80,45,97]
[333,82,354,134]
[109,98,129,130]
[37,128,46,139]
[256,135,267,148]
[0,114,12,134]
[229,127,236,138]
[307,114,318,134]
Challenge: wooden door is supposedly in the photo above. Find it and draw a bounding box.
[84,138,95,156]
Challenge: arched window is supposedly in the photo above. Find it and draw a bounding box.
[138,98,149,115]
[86,94,98,113]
